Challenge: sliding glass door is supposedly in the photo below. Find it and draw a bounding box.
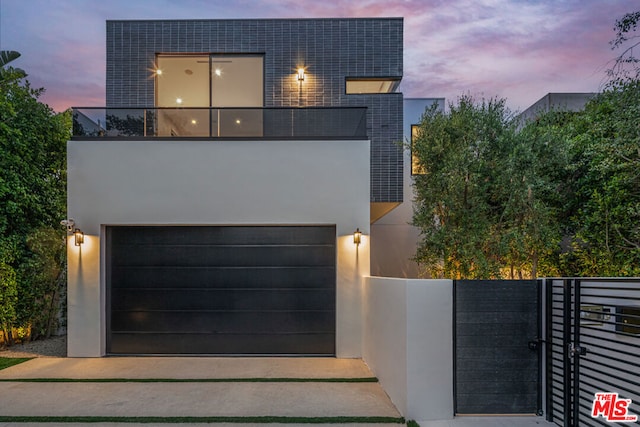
[155,54,263,137]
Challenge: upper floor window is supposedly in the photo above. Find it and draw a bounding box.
[210,55,263,107]
[411,124,426,175]
[345,78,400,94]
[156,54,264,107]
[154,54,264,137]
[156,55,210,107]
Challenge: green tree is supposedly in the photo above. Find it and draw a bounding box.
[411,95,568,279]
[566,80,640,275]
[411,96,501,278]
[412,12,640,279]
[0,64,69,344]
[497,113,571,278]
[0,243,18,343]
[502,80,640,277]
[608,10,640,83]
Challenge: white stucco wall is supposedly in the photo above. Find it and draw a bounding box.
[363,277,454,421]
[363,277,409,414]
[67,138,370,357]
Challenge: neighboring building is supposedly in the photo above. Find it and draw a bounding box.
[67,18,403,357]
[519,92,596,122]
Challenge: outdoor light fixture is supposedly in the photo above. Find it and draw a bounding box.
[297,68,305,81]
[353,228,362,245]
[74,229,85,246]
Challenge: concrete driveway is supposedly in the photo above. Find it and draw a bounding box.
[0,357,402,426]
[0,357,558,426]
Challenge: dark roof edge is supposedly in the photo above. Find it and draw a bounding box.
[106,17,403,23]
[404,97,446,101]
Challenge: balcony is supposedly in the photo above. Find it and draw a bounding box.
[72,107,368,139]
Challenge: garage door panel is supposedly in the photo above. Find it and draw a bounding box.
[110,310,335,334]
[110,266,335,289]
[109,333,335,355]
[112,245,334,267]
[111,288,336,311]
[111,226,335,246]
[107,226,336,355]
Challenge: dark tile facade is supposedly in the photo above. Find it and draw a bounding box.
[106,18,403,203]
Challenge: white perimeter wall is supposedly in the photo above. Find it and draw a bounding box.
[363,277,454,421]
[67,139,370,357]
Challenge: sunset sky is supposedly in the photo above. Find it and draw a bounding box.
[0,0,634,113]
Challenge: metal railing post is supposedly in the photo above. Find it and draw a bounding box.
[544,279,554,422]
[563,278,572,427]
[571,279,582,427]
[209,108,213,138]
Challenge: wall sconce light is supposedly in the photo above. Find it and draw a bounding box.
[74,228,85,246]
[297,68,305,81]
[353,228,362,245]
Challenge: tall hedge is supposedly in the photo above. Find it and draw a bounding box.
[0,66,69,344]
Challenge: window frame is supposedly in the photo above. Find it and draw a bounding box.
[345,77,400,95]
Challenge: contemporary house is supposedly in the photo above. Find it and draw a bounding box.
[67,18,404,357]
[65,19,640,424]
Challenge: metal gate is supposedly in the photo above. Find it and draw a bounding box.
[546,278,640,426]
[454,280,542,414]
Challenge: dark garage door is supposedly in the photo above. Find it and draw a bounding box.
[106,226,336,355]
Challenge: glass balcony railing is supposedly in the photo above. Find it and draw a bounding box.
[72,107,368,139]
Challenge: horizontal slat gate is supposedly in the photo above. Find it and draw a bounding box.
[106,225,336,355]
[546,279,640,426]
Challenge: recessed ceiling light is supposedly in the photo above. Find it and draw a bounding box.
[235,119,241,124]
[215,69,222,77]
[191,119,197,125]
[184,69,193,75]
[176,98,183,104]
[156,69,163,75]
